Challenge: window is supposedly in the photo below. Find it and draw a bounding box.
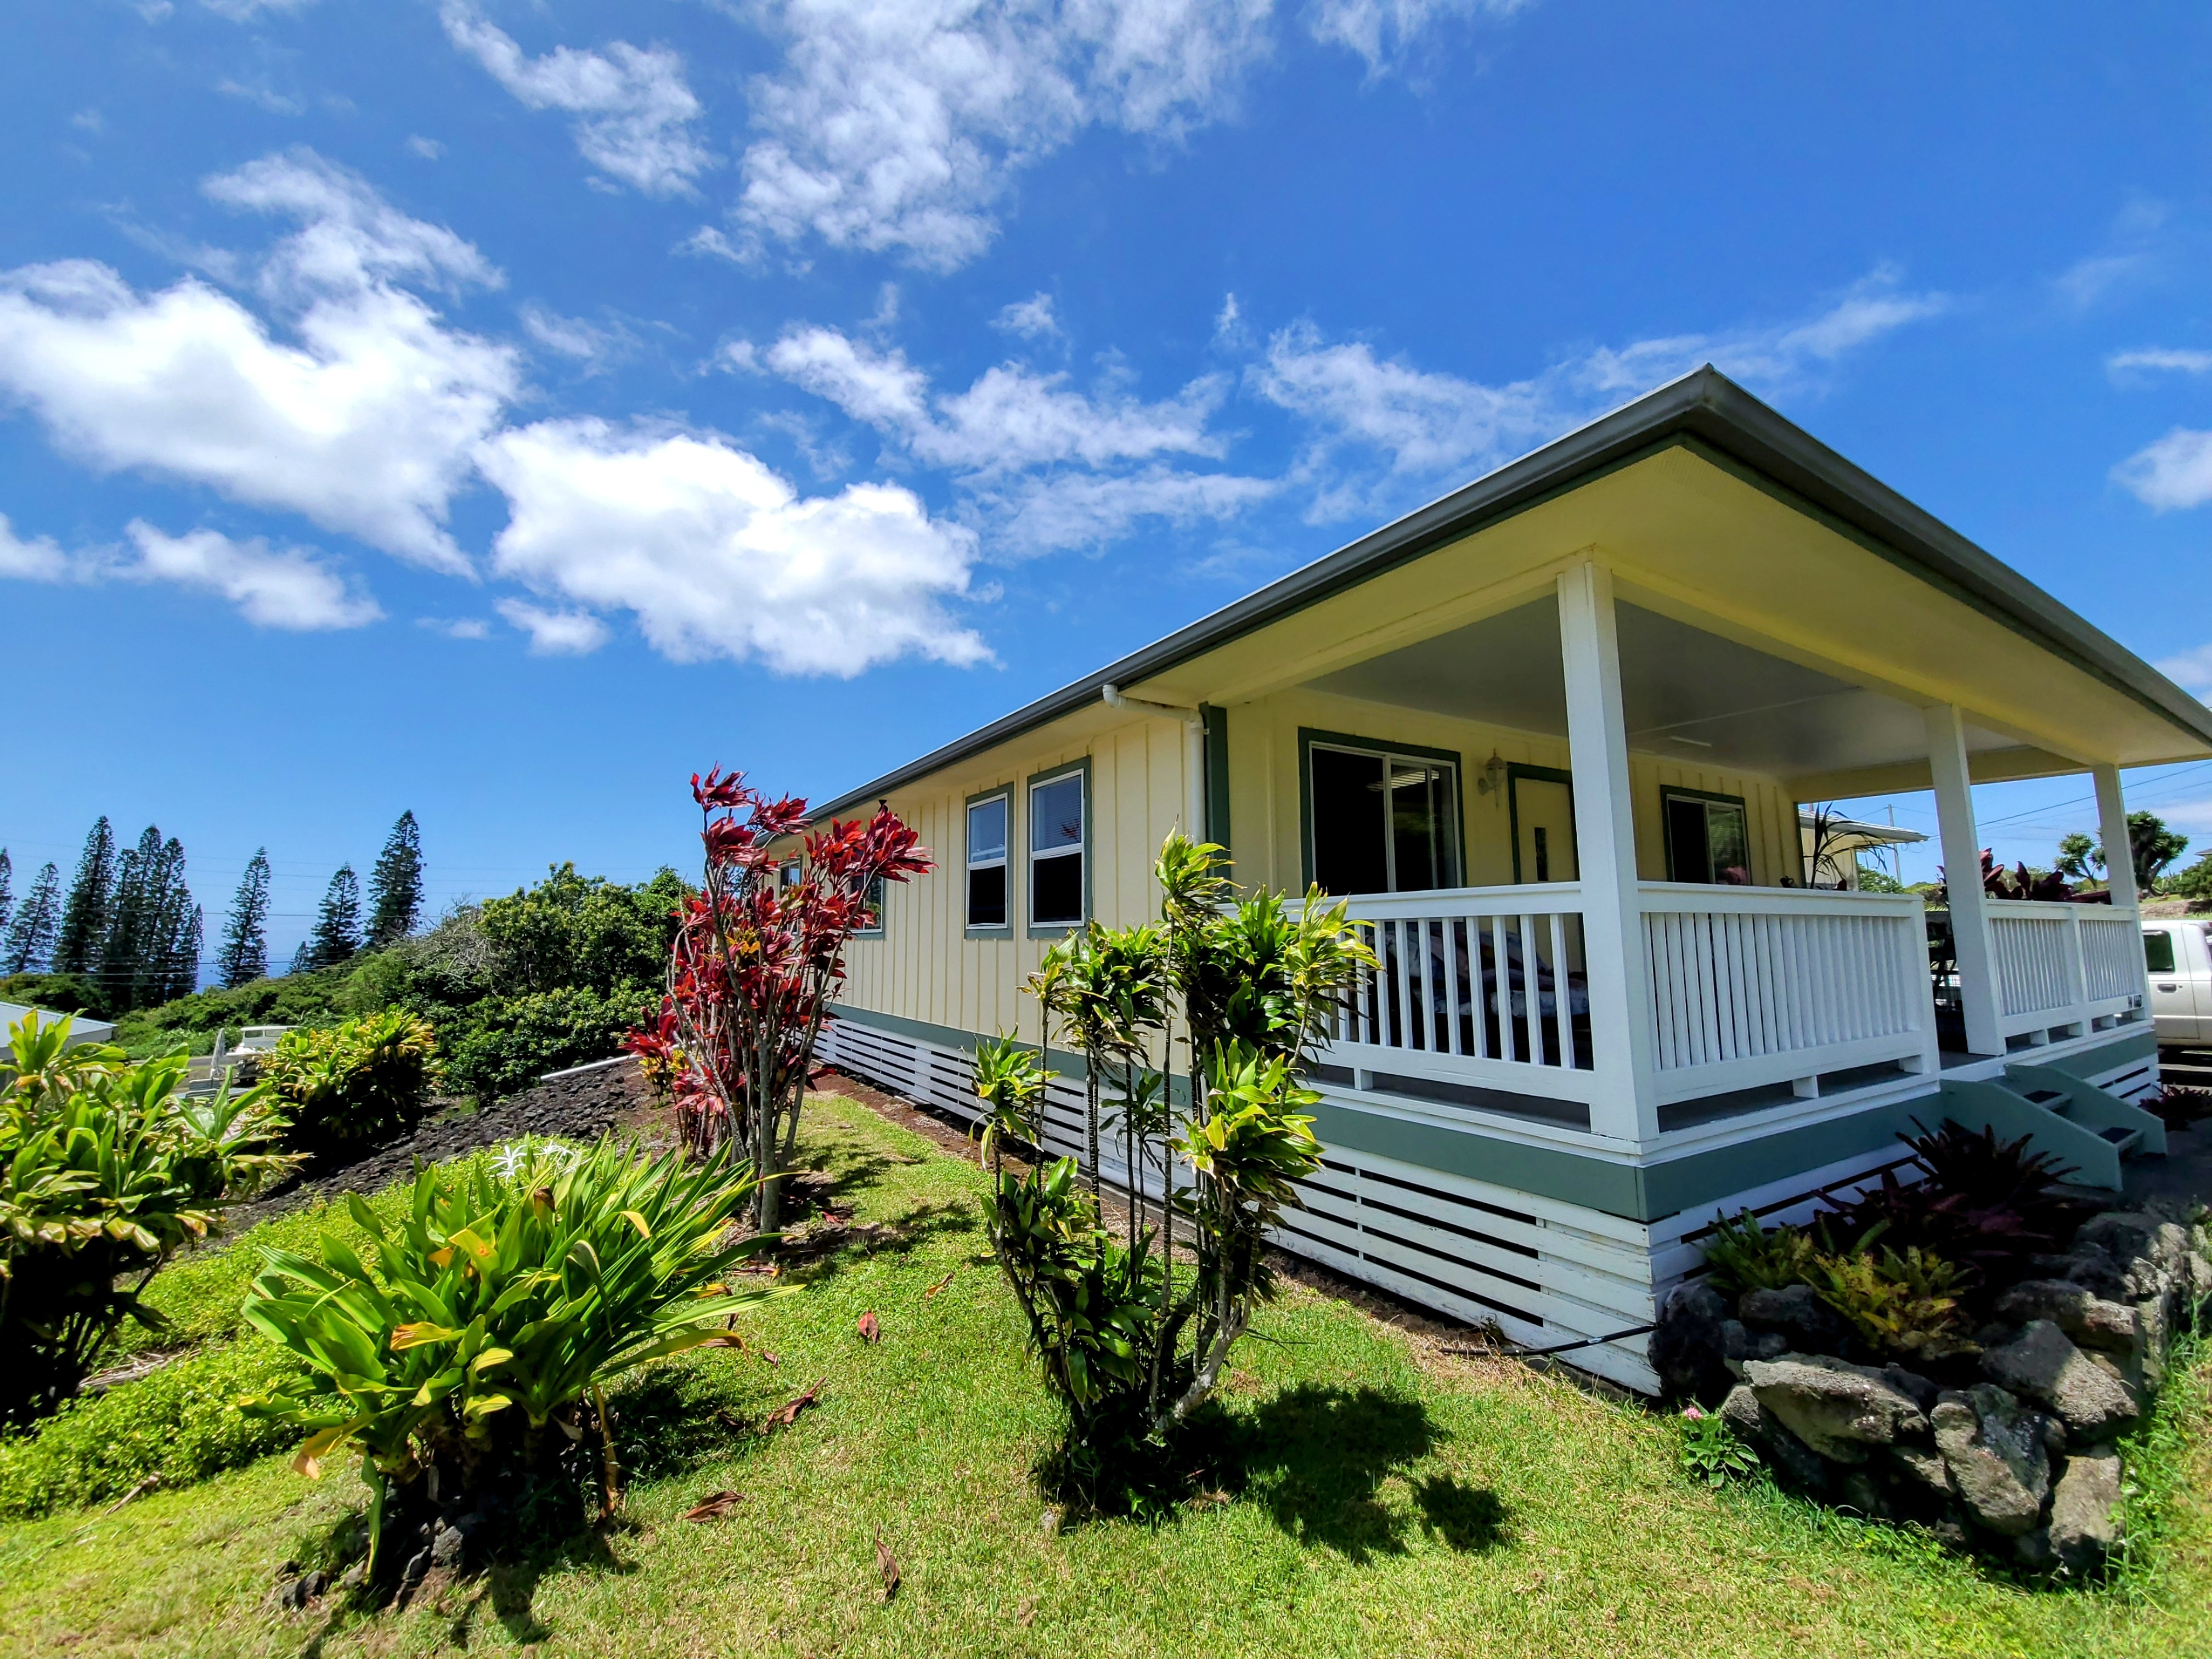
[1029,769,1087,927]
[966,793,1009,928]
[1663,789,1751,885]
[1308,738,1460,895]
[777,859,800,890]
[855,873,886,936]
[2145,929,2177,974]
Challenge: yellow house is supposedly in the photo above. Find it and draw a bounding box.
[805,366,2212,1391]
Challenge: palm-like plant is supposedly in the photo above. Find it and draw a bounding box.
[243,1136,781,1575]
[1,1014,294,1423]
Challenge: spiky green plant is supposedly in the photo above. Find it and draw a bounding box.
[1699,1209,1820,1299]
[256,1008,442,1155]
[242,1135,781,1575]
[1806,1243,1974,1363]
[0,1013,294,1423]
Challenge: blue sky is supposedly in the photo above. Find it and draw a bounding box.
[1,0,2207,964]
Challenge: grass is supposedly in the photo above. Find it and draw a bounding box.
[1,1091,2208,1657]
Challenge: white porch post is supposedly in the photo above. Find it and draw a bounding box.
[2094,764,2138,909]
[1557,560,1660,1146]
[1926,703,2004,1055]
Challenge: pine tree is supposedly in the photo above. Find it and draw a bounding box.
[218,850,273,988]
[99,827,163,1014]
[52,817,117,976]
[366,810,425,947]
[144,837,199,1006]
[296,866,363,973]
[0,849,13,939]
[3,862,60,974]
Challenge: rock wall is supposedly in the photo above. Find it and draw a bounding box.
[1656,1210,2212,1572]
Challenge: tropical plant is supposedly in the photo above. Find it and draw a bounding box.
[627,768,931,1230]
[971,1034,1049,1175]
[1805,1242,1974,1363]
[445,984,645,1104]
[242,1136,780,1577]
[257,1009,442,1155]
[978,833,1370,1505]
[1698,1209,1820,1298]
[1677,1404,1760,1487]
[0,1014,294,1423]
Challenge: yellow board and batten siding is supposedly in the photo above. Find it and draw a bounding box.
[839,710,1196,1045]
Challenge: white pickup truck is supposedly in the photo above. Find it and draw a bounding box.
[2144,918,2212,1052]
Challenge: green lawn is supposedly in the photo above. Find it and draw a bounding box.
[2,1091,2208,1658]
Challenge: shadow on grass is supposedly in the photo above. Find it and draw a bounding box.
[1216,1383,1509,1561]
[774,1199,979,1284]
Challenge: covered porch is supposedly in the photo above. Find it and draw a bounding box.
[1229,560,2157,1157]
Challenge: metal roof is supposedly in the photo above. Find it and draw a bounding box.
[814,365,2212,819]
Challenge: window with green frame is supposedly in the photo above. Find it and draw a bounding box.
[1306,736,1461,895]
[1662,788,1752,885]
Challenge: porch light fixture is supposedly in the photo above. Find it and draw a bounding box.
[1475,749,1508,800]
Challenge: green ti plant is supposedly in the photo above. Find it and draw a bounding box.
[0,1013,294,1423]
[241,1135,781,1578]
[973,833,1373,1502]
[257,1008,443,1156]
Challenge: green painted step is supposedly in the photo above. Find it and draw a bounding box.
[1935,1064,2166,1191]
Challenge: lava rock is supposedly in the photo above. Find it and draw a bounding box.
[2047,1451,2123,1573]
[1720,1384,1830,1494]
[2014,1527,2057,1572]
[1836,1468,1892,1520]
[1651,1280,1733,1403]
[1743,1353,1929,1463]
[1982,1321,2140,1438]
[1884,1443,1955,1501]
[430,1525,466,1571]
[1737,1284,1849,1351]
[1991,1280,2142,1358]
[1878,1365,1941,1415]
[1931,1385,2051,1537]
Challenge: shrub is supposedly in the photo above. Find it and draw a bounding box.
[0,1341,294,1519]
[0,972,110,1019]
[976,834,1369,1507]
[259,1009,441,1155]
[1700,1209,1819,1298]
[1677,1404,1760,1487]
[0,1014,294,1423]
[1806,1243,1974,1362]
[445,984,648,1103]
[242,1136,780,1577]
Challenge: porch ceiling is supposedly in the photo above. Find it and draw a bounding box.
[1308,596,2030,783]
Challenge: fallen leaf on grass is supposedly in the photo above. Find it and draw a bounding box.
[875,1528,900,1600]
[682,1490,744,1522]
[1017,1596,1037,1627]
[923,1271,955,1299]
[767,1378,825,1430]
[857,1312,881,1344]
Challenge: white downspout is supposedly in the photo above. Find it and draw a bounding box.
[1102,684,1207,839]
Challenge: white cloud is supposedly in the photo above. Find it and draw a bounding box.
[982,466,1277,554]
[994,292,1060,340]
[419,615,492,640]
[407,135,445,160]
[0,512,379,629]
[475,417,988,675]
[1306,0,1530,72]
[2156,642,2212,697]
[0,513,68,580]
[201,0,318,18]
[2114,429,2212,512]
[767,325,1228,475]
[441,4,711,197]
[676,224,747,263]
[0,151,516,573]
[2055,197,2170,312]
[71,109,104,134]
[217,78,306,116]
[1252,267,1947,512]
[520,302,631,368]
[496,597,609,656]
[732,0,1275,270]
[120,521,381,628]
[2108,347,2212,379]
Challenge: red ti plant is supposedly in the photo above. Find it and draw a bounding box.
[627,768,930,1231]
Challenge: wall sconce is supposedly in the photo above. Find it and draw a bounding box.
[1475,750,1508,802]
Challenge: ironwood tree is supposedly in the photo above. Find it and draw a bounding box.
[2,862,61,975]
[52,817,117,977]
[297,866,363,973]
[366,811,424,946]
[218,849,273,988]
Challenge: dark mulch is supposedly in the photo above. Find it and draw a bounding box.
[228,1059,662,1229]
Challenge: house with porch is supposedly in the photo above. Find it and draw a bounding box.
[806,366,2212,1392]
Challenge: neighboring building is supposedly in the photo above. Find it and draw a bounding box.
[0,1000,116,1048]
[1799,810,1927,889]
[804,367,2212,1391]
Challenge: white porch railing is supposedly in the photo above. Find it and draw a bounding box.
[1313,882,1938,1119]
[1322,884,1599,1105]
[1638,884,1936,1104]
[1987,900,2147,1039]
